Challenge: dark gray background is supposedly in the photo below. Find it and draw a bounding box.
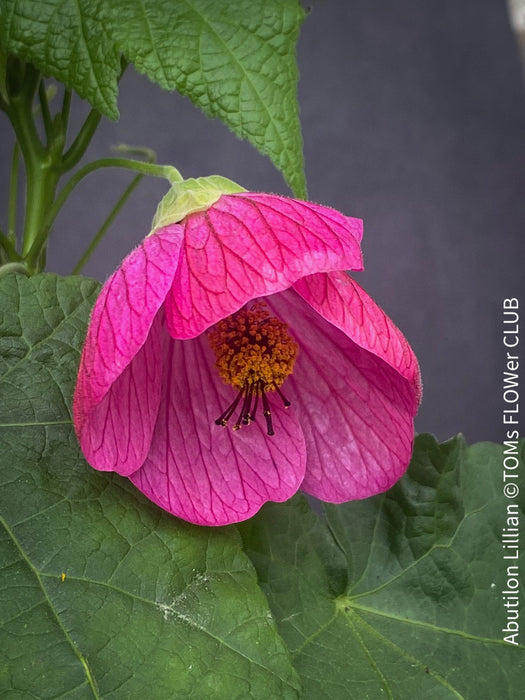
[2,0,524,444]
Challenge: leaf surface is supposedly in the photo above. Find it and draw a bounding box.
[0,0,306,194]
[240,435,525,699]
[0,273,300,699]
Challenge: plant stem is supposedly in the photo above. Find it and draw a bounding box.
[0,231,22,261]
[51,157,182,223]
[6,64,44,165]
[8,143,20,245]
[61,88,72,125]
[21,160,60,258]
[60,107,101,172]
[0,262,29,278]
[72,172,145,274]
[60,58,128,173]
[4,63,63,260]
[38,78,53,144]
[71,146,159,273]
[26,157,182,268]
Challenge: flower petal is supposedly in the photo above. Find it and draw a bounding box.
[74,228,183,473]
[165,193,363,339]
[75,313,165,475]
[129,332,307,526]
[267,281,420,502]
[293,271,422,405]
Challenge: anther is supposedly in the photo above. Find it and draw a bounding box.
[273,382,291,408]
[234,384,253,430]
[215,389,243,426]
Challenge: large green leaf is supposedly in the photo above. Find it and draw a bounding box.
[0,273,301,698]
[0,0,306,196]
[240,435,525,699]
[0,0,122,118]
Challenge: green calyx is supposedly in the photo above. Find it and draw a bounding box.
[150,175,247,233]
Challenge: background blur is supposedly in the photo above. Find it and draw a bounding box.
[1,0,524,444]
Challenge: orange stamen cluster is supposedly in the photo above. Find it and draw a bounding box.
[208,301,298,435]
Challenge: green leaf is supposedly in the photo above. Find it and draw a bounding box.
[0,0,122,119]
[0,0,306,196]
[109,0,306,197]
[0,273,300,698]
[239,435,525,699]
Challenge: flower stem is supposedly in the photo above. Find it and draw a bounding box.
[25,157,183,269]
[71,146,159,274]
[54,157,182,221]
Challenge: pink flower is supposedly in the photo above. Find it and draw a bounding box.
[74,185,421,526]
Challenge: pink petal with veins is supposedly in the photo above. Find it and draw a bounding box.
[267,282,420,501]
[129,331,307,526]
[165,193,363,339]
[74,228,183,473]
[293,271,422,406]
[73,187,422,525]
[75,313,165,475]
